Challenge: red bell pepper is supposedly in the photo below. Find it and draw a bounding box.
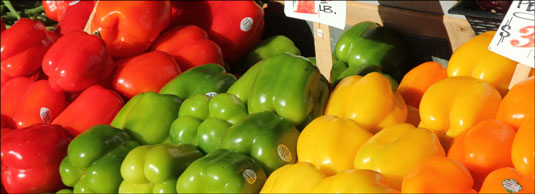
[90,1,172,58]
[1,124,71,193]
[1,19,55,78]
[42,30,114,92]
[169,1,203,27]
[113,51,181,98]
[55,0,95,35]
[151,25,225,70]
[0,77,66,129]
[1,18,5,32]
[192,1,265,65]
[52,85,124,136]
[43,0,70,22]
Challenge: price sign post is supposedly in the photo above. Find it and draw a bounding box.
[489,0,534,88]
[285,0,346,83]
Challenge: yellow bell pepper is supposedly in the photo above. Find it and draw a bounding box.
[261,162,399,193]
[354,123,445,190]
[311,169,399,193]
[297,115,373,176]
[419,76,502,148]
[447,31,517,96]
[260,162,325,193]
[325,72,407,133]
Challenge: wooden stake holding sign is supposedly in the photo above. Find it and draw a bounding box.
[488,0,534,88]
[83,1,99,34]
[284,1,347,83]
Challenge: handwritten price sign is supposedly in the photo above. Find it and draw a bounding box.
[489,0,535,67]
[284,0,346,29]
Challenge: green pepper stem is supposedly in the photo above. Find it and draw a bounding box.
[2,0,20,19]
[24,5,43,16]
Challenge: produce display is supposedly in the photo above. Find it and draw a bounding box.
[1,1,534,194]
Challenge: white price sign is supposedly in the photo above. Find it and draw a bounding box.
[489,0,535,68]
[284,0,346,29]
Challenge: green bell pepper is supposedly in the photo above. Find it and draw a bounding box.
[111,92,182,145]
[176,149,267,193]
[235,35,301,74]
[334,21,405,76]
[169,93,248,153]
[220,111,299,174]
[227,53,329,128]
[59,125,140,193]
[160,63,237,100]
[118,144,203,193]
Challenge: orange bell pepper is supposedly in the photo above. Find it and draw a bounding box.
[511,118,534,177]
[448,119,516,190]
[405,104,420,127]
[325,72,407,133]
[90,1,171,58]
[297,115,373,176]
[496,77,534,130]
[419,76,502,148]
[354,123,445,189]
[447,31,517,95]
[401,156,476,193]
[479,167,534,194]
[398,61,447,108]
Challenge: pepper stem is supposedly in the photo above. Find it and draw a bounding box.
[24,5,43,16]
[2,0,20,19]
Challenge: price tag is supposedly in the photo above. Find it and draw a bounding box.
[489,0,534,67]
[284,0,346,30]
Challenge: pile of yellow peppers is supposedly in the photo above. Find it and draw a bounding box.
[260,31,534,193]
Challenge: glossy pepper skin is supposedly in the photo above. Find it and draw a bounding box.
[260,162,325,193]
[119,144,203,193]
[160,63,237,100]
[1,77,66,129]
[419,76,502,148]
[237,35,301,74]
[1,19,55,78]
[334,21,405,76]
[228,53,329,127]
[221,111,300,173]
[52,85,124,136]
[448,119,516,189]
[151,25,225,71]
[59,125,139,193]
[176,149,267,193]
[91,1,171,58]
[479,167,534,193]
[113,51,182,99]
[496,77,534,130]
[401,156,476,193]
[511,118,534,177]
[398,62,447,108]
[325,73,407,133]
[312,169,400,193]
[354,123,445,189]
[448,31,517,95]
[1,124,72,193]
[170,93,248,153]
[192,1,265,65]
[297,115,372,176]
[42,1,71,21]
[111,92,182,145]
[55,1,95,35]
[42,30,114,92]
